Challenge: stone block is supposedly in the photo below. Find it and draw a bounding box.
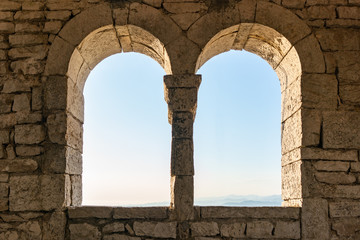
[171,138,193,176]
[15,124,45,144]
[302,74,337,109]
[23,2,44,11]
[133,222,177,238]
[315,29,360,51]
[282,161,302,200]
[12,93,30,112]
[45,76,67,110]
[171,112,193,138]
[42,211,66,240]
[281,110,302,154]
[0,114,16,129]
[103,235,141,240]
[339,84,360,105]
[282,0,305,8]
[323,111,360,148]
[351,162,360,172]
[337,6,360,19]
[307,6,336,19]
[331,185,360,198]
[11,59,45,75]
[330,201,360,217]
[256,1,311,44]
[16,145,42,157]
[0,159,38,173]
[9,174,69,211]
[0,95,13,114]
[9,34,47,47]
[68,206,112,219]
[59,4,113,46]
[14,11,44,21]
[0,131,10,144]
[171,176,194,221]
[200,206,300,219]
[0,1,21,11]
[315,172,356,184]
[191,222,219,237]
[313,161,350,172]
[113,207,168,219]
[220,222,245,238]
[46,11,71,21]
[302,198,329,239]
[276,48,301,93]
[103,222,125,233]
[301,148,358,161]
[69,223,101,240]
[165,88,198,113]
[17,221,42,240]
[247,221,273,238]
[129,3,182,46]
[70,175,81,206]
[15,23,41,33]
[0,22,14,33]
[170,13,201,30]
[45,36,75,76]
[32,87,43,111]
[43,21,63,34]
[0,12,13,21]
[332,218,360,237]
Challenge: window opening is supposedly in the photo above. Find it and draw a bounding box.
[194,50,281,206]
[82,52,171,206]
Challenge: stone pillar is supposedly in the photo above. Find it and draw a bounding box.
[164,74,201,221]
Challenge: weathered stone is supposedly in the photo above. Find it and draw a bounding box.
[315,172,356,184]
[15,23,41,33]
[9,45,48,60]
[0,159,38,173]
[133,222,177,238]
[314,161,350,172]
[171,176,194,220]
[113,207,168,219]
[170,13,201,30]
[0,95,13,113]
[332,218,360,237]
[200,207,300,219]
[103,235,140,240]
[0,114,16,129]
[46,11,71,20]
[315,29,360,51]
[12,94,30,112]
[23,2,44,11]
[190,222,219,237]
[307,6,336,19]
[14,11,44,21]
[0,22,14,33]
[69,223,101,240]
[282,0,305,8]
[301,148,358,161]
[323,112,360,148]
[247,221,273,238]
[70,175,81,206]
[42,211,66,240]
[351,162,360,172]
[103,222,125,233]
[282,161,302,200]
[171,138,193,176]
[17,221,42,240]
[9,175,69,211]
[163,2,207,14]
[302,198,329,239]
[68,206,112,219]
[330,201,360,217]
[9,34,47,47]
[220,222,245,238]
[0,12,13,21]
[15,124,45,144]
[337,6,360,19]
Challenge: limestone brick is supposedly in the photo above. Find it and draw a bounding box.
[46,11,72,21]
[15,23,41,33]
[22,2,45,11]
[220,222,246,238]
[314,161,350,172]
[315,172,356,184]
[323,112,360,148]
[0,2,21,11]
[8,45,48,60]
[12,94,30,112]
[16,145,42,157]
[15,124,45,145]
[0,12,14,21]
[68,206,112,219]
[42,211,66,240]
[9,34,48,47]
[315,29,360,50]
[171,176,194,220]
[103,235,141,240]
[133,221,177,238]
[0,22,14,33]
[103,222,125,233]
[330,201,360,217]
[69,223,101,240]
[337,6,360,19]
[14,11,45,21]
[113,207,168,219]
[43,21,63,34]
[247,221,274,238]
[191,222,219,237]
[171,138,193,176]
[302,198,329,239]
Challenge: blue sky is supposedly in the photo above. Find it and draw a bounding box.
[82,50,281,206]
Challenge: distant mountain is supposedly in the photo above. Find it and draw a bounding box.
[124,195,282,207]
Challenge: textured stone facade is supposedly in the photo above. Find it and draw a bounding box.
[0,0,359,239]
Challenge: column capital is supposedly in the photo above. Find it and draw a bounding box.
[164,74,201,89]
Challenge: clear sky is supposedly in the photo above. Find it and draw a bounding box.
[82,50,281,206]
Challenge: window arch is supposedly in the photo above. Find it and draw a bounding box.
[82,52,171,206]
[194,50,281,206]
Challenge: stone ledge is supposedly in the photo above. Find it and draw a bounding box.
[200,207,300,219]
[68,206,113,219]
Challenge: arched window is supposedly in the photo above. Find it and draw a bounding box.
[82,53,171,206]
[194,50,281,206]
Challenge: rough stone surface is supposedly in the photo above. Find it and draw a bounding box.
[133,222,177,238]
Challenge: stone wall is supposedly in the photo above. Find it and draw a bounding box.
[0,0,359,239]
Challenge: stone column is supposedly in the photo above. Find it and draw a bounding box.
[164,74,201,221]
